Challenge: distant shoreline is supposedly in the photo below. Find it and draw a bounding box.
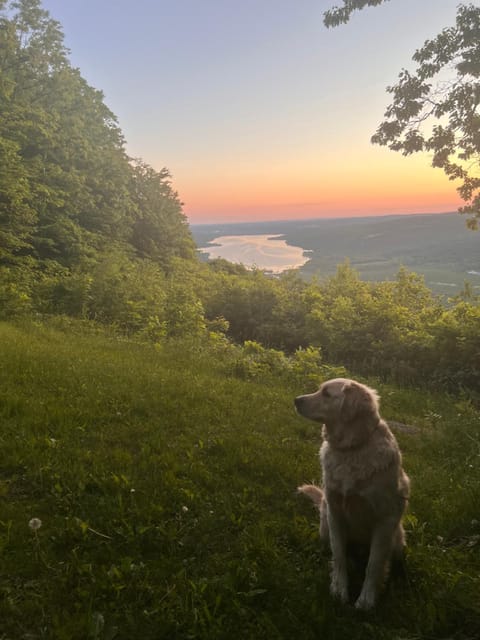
[189,210,458,229]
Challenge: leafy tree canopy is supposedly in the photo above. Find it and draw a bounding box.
[0,0,195,266]
[324,1,480,229]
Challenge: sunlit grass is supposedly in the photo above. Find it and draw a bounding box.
[0,320,479,639]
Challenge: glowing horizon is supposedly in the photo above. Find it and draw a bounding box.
[178,150,463,224]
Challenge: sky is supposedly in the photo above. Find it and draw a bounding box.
[40,0,466,223]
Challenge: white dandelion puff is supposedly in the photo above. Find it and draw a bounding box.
[181,506,189,513]
[29,518,42,531]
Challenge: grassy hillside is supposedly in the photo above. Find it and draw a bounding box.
[0,321,479,639]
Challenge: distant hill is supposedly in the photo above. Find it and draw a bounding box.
[191,213,480,295]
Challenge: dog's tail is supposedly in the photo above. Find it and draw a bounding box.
[297,483,324,508]
[298,484,329,542]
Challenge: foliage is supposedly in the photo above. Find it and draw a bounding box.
[0,0,196,308]
[0,320,478,639]
[324,1,480,228]
[199,266,304,349]
[0,265,32,316]
[223,339,345,386]
[323,0,389,28]
[196,259,480,391]
[129,160,195,266]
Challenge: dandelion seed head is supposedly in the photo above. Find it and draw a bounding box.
[29,518,42,531]
[182,506,189,513]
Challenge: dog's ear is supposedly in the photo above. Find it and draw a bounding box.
[340,381,379,423]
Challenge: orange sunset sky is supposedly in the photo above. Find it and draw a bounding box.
[41,0,464,223]
[182,151,462,222]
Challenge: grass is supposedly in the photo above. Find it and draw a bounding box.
[0,319,479,639]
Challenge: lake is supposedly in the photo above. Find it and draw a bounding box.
[198,234,311,273]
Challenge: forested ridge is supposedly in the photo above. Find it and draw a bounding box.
[1,0,479,392]
[0,0,195,319]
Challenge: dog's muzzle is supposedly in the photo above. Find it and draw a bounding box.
[294,395,307,415]
[294,394,325,422]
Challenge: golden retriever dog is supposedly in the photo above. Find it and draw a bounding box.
[295,378,410,610]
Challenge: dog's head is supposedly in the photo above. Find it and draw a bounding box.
[294,378,380,448]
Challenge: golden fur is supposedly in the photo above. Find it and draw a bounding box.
[295,378,410,610]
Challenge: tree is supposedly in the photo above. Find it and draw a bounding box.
[129,160,195,267]
[324,1,480,229]
[0,136,36,261]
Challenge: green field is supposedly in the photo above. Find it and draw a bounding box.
[1,321,479,639]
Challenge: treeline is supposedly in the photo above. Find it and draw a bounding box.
[0,0,195,327]
[1,1,479,393]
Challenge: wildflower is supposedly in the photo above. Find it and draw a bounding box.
[182,506,189,513]
[29,518,42,531]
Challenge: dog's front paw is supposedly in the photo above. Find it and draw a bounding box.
[355,588,376,611]
[330,574,348,603]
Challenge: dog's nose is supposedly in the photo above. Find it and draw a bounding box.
[294,396,304,410]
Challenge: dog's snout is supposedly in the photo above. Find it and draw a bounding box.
[295,396,310,418]
[295,393,324,422]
